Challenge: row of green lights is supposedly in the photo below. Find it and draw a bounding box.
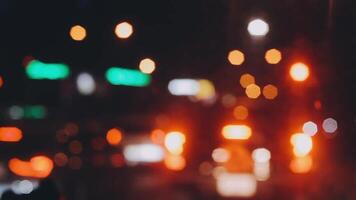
[26,60,151,87]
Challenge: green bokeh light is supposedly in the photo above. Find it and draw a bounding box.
[106,67,151,87]
[26,60,70,80]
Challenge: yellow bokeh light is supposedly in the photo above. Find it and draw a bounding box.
[290,156,313,174]
[262,84,278,100]
[164,154,186,171]
[290,133,313,157]
[164,131,186,155]
[245,84,261,99]
[195,79,216,100]
[222,125,252,140]
[228,50,244,66]
[233,105,248,120]
[289,62,310,82]
[70,25,87,41]
[115,22,133,39]
[239,73,255,88]
[265,49,282,64]
[139,58,156,74]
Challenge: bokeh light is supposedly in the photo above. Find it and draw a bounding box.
[8,156,54,178]
[115,22,133,39]
[247,19,269,36]
[150,129,165,144]
[106,128,123,146]
[195,79,216,101]
[123,144,164,163]
[8,106,24,120]
[245,84,261,99]
[216,173,257,197]
[212,148,231,163]
[164,131,186,155]
[106,67,151,87]
[252,148,271,163]
[290,133,313,157]
[70,25,87,41]
[289,62,310,82]
[30,156,54,176]
[265,49,282,64]
[76,72,96,95]
[290,156,313,174]
[228,50,244,66]
[239,73,255,88]
[303,121,318,136]
[54,152,68,167]
[222,125,252,140]
[322,118,338,133]
[233,105,248,120]
[262,84,278,100]
[0,127,23,142]
[168,79,200,96]
[139,58,156,74]
[0,76,3,88]
[69,140,83,154]
[164,154,186,171]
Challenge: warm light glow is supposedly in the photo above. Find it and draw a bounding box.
[164,131,186,155]
[322,118,338,133]
[9,156,54,178]
[139,58,156,74]
[290,133,313,157]
[164,154,186,171]
[212,148,231,163]
[239,73,255,88]
[76,72,96,95]
[70,25,87,41]
[168,79,200,96]
[150,129,165,144]
[216,173,257,197]
[0,127,23,142]
[228,50,244,66]
[115,22,133,39]
[265,49,282,64]
[252,148,271,163]
[253,162,270,181]
[221,94,236,108]
[233,105,248,120]
[262,84,278,100]
[0,76,3,88]
[106,128,123,146]
[290,156,313,174]
[222,125,252,140]
[123,144,164,163]
[303,121,318,136]
[247,19,269,37]
[245,84,261,99]
[195,79,216,101]
[289,62,310,82]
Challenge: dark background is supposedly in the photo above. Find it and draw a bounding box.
[0,0,355,199]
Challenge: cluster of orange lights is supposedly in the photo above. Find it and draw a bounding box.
[9,156,54,178]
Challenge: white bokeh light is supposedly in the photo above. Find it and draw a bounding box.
[303,121,318,136]
[76,72,96,95]
[247,19,269,37]
[322,118,338,133]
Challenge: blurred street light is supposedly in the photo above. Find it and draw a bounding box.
[247,19,269,37]
[69,25,87,41]
[289,62,310,82]
[115,22,133,39]
[222,125,252,140]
